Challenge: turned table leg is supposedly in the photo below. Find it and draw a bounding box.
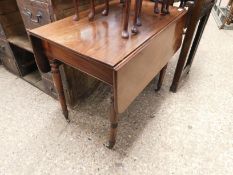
[106,95,118,149]
[89,0,95,21]
[122,0,131,38]
[102,0,109,16]
[73,0,79,21]
[155,64,168,91]
[50,60,69,122]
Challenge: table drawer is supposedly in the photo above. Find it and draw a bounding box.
[0,39,14,58]
[18,0,52,29]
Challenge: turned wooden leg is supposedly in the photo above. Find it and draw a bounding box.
[50,60,69,122]
[102,0,109,16]
[106,95,118,149]
[155,64,167,91]
[122,0,131,39]
[88,0,95,21]
[73,0,79,21]
[154,0,160,14]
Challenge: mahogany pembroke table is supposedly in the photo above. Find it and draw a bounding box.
[29,1,187,148]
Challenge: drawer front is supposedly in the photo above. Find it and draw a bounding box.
[0,23,6,39]
[18,0,51,29]
[42,73,58,99]
[0,39,14,58]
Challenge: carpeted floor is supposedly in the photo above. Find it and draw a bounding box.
[0,12,232,175]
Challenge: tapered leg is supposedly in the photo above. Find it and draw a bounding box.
[106,95,118,149]
[122,0,131,38]
[50,60,69,122]
[155,64,168,91]
[73,0,79,21]
[102,0,109,16]
[185,12,211,70]
[89,0,95,21]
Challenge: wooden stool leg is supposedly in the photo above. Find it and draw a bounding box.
[106,95,118,149]
[102,0,109,16]
[122,0,131,38]
[88,0,95,21]
[155,64,167,91]
[73,0,79,21]
[50,60,69,122]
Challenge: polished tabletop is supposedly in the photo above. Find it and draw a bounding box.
[29,1,186,67]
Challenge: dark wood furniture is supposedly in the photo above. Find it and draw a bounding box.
[0,0,106,107]
[170,0,215,92]
[0,0,33,76]
[29,1,187,148]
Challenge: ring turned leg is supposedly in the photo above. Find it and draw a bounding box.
[155,64,167,91]
[50,60,69,122]
[106,95,118,149]
[122,0,131,38]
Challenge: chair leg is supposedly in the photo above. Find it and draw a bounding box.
[102,0,109,16]
[122,0,131,38]
[154,0,160,14]
[155,64,167,91]
[132,0,141,33]
[73,0,79,21]
[50,60,69,122]
[88,0,95,21]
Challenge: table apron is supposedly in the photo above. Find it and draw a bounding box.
[43,41,114,85]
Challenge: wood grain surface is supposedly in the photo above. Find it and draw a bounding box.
[29,1,186,67]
